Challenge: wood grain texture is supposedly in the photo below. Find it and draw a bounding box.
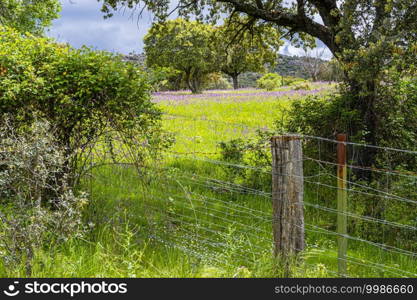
[271,135,304,257]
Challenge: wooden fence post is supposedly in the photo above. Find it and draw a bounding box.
[271,135,305,258]
[337,134,348,277]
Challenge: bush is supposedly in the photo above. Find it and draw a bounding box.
[281,76,417,170]
[257,73,307,90]
[257,73,282,90]
[284,76,306,86]
[218,130,273,190]
[146,66,182,92]
[0,119,88,275]
[0,26,169,184]
[204,72,232,90]
[293,83,312,90]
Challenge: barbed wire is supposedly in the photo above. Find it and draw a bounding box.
[156,170,417,232]
[164,113,417,155]
[164,152,417,206]
[146,189,417,277]
[305,156,417,179]
[85,112,417,277]
[144,174,417,257]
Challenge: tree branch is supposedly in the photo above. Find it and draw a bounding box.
[217,0,338,54]
[308,0,340,28]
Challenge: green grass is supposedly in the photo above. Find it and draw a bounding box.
[1,84,416,278]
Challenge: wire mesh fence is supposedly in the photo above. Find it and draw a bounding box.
[87,112,417,277]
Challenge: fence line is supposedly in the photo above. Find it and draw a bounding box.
[138,176,417,277]
[87,112,417,277]
[158,169,417,232]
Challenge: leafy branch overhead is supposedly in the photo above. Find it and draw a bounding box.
[101,0,416,54]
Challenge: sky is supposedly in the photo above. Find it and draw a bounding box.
[48,0,332,58]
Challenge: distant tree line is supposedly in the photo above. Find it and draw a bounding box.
[143,18,283,93]
[139,18,341,92]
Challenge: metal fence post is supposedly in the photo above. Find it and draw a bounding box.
[337,133,348,277]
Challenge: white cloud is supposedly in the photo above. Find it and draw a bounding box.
[279,40,333,60]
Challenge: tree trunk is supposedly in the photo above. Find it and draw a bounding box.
[190,77,202,94]
[185,71,202,94]
[232,74,239,89]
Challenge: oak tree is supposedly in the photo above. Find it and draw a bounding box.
[214,17,282,89]
[144,19,217,94]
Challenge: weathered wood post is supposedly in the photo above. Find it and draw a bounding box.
[271,135,305,258]
[337,134,348,277]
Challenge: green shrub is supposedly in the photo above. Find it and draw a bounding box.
[282,77,417,170]
[257,73,282,90]
[0,119,88,275]
[257,74,308,90]
[0,26,169,184]
[293,83,312,90]
[218,130,272,190]
[283,76,306,86]
[204,72,232,90]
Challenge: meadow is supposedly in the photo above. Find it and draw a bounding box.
[2,83,416,278]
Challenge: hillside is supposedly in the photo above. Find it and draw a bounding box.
[123,52,326,88]
[236,54,327,87]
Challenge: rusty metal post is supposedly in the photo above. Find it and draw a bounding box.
[337,134,348,277]
[271,135,304,259]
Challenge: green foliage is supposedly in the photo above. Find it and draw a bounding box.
[317,59,344,82]
[147,66,183,91]
[218,131,272,190]
[279,75,417,171]
[293,83,312,90]
[257,73,308,90]
[284,76,306,86]
[279,95,360,140]
[144,19,217,93]
[203,72,232,90]
[256,73,282,90]
[214,16,282,89]
[0,0,61,35]
[0,26,167,182]
[0,119,88,275]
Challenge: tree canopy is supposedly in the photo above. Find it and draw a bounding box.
[214,17,282,89]
[101,1,416,55]
[144,19,217,93]
[0,0,61,35]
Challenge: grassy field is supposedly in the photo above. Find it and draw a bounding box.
[2,84,416,278]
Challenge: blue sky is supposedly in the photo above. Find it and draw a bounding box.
[48,0,331,58]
